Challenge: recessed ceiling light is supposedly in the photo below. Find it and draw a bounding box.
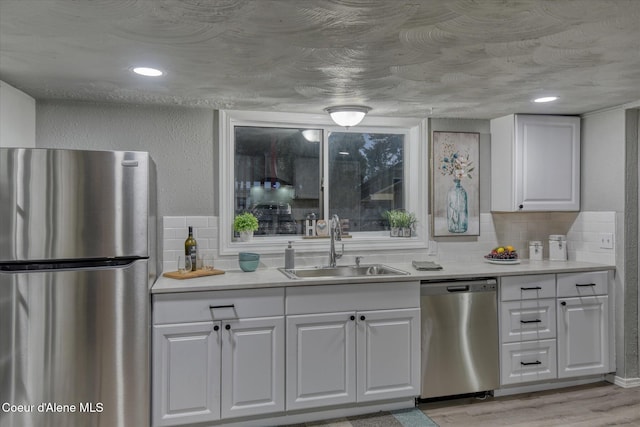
[132,67,164,77]
[533,96,558,103]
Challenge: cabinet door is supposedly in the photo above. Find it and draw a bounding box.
[516,115,580,211]
[557,296,610,378]
[221,316,284,419]
[286,312,356,410]
[356,308,420,402]
[152,322,220,427]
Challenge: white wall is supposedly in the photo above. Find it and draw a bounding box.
[36,100,215,219]
[581,108,626,211]
[582,106,638,383]
[0,80,36,148]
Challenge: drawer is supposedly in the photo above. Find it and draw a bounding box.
[153,287,285,324]
[501,339,557,385]
[286,281,419,315]
[501,275,556,301]
[557,271,609,297]
[501,299,556,343]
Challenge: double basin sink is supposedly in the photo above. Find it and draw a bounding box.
[279,264,409,280]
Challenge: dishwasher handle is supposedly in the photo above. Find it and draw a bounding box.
[447,285,470,292]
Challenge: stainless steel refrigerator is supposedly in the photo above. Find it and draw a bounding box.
[0,148,157,427]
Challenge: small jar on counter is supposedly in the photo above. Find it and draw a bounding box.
[529,241,543,261]
[549,235,567,261]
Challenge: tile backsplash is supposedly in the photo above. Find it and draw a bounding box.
[162,216,218,272]
[161,211,616,273]
[434,211,615,265]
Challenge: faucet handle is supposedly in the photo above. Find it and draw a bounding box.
[355,256,364,267]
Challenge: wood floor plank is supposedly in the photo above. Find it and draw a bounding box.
[419,382,640,426]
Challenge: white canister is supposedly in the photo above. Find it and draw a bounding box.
[529,241,543,261]
[549,235,567,261]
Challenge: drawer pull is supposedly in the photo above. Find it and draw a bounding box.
[520,286,542,291]
[575,283,596,287]
[209,304,238,321]
[520,360,542,366]
[520,319,542,324]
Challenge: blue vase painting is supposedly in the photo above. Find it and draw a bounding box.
[447,179,468,233]
[432,131,479,236]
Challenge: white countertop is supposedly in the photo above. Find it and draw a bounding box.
[152,260,616,294]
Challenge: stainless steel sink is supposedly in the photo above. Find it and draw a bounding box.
[279,264,409,279]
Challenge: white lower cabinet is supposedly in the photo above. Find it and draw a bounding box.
[286,312,356,410]
[221,316,285,418]
[285,282,421,411]
[152,288,285,427]
[286,308,420,410]
[153,321,221,426]
[153,283,420,426]
[356,309,420,402]
[557,296,609,378]
[501,339,557,385]
[153,316,284,426]
[499,271,613,388]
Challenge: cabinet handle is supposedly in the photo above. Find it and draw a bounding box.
[575,283,596,287]
[225,324,231,330]
[210,304,235,309]
[520,360,542,366]
[518,204,524,210]
[360,315,366,321]
[350,315,355,321]
[520,286,542,291]
[213,325,219,331]
[520,319,542,324]
[561,301,567,306]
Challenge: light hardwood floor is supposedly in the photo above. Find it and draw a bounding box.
[419,382,640,426]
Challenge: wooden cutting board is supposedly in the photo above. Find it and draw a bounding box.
[163,269,226,280]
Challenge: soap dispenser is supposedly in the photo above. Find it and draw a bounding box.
[284,241,295,269]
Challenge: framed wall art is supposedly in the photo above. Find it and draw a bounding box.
[432,131,480,237]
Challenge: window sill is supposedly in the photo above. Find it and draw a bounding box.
[223,233,427,255]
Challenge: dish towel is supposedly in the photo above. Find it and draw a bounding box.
[412,260,443,271]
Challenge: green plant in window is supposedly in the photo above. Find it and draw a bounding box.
[383,209,417,229]
[233,212,259,232]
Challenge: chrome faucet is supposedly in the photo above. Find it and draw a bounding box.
[329,214,344,267]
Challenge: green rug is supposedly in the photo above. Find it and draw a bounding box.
[282,407,439,426]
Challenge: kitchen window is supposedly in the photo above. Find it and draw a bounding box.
[219,110,428,254]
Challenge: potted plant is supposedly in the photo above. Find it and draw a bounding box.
[234,212,259,242]
[384,209,417,237]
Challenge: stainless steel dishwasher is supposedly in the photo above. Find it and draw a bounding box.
[420,278,499,399]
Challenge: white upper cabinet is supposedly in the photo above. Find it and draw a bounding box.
[490,114,580,211]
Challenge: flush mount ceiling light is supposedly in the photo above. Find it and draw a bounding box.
[533,96,558,103]
[324,105,371,127]
[132,67,164,77]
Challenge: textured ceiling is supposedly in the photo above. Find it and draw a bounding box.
[1,0,639,119]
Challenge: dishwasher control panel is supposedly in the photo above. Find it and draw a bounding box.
[420,278,497,295]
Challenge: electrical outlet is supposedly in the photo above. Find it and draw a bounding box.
[599,233,614,249]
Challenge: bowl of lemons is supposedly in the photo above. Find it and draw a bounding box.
[484,246,520,264]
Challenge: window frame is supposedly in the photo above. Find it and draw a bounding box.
[219,110,429,255]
